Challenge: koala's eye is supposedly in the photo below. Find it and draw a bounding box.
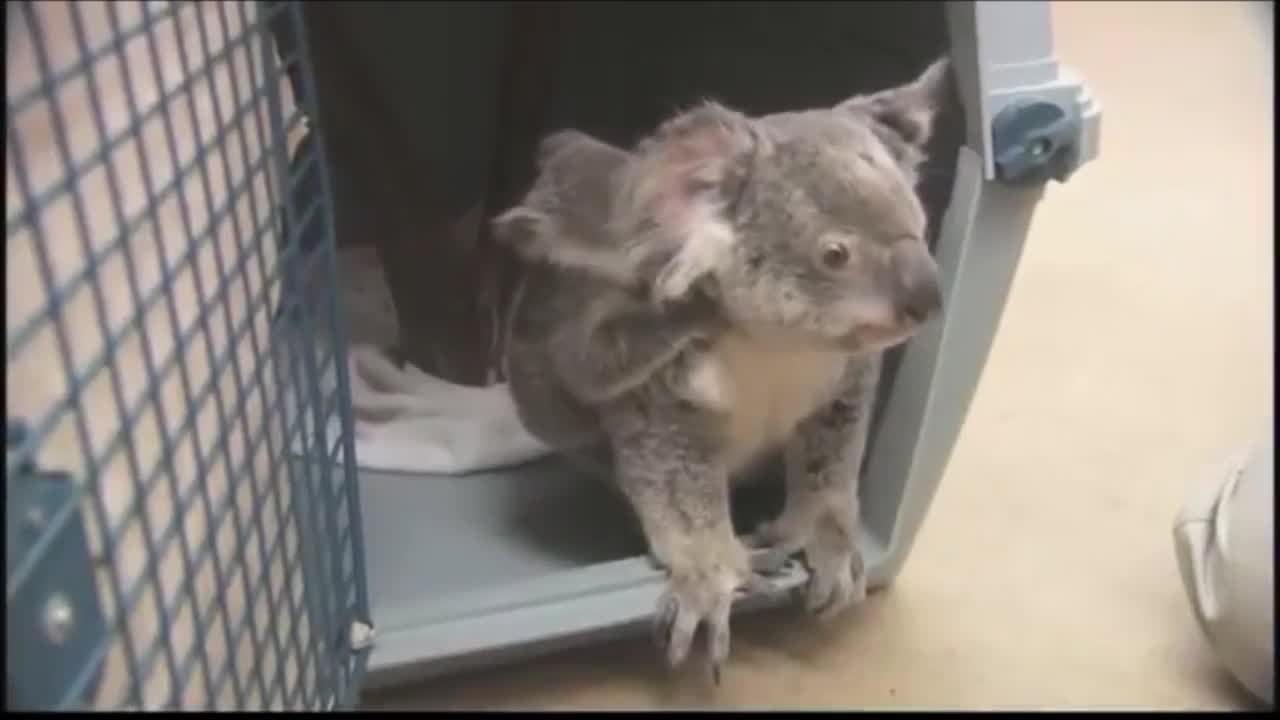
[820,242,851,271]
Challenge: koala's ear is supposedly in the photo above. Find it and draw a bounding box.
[839,57,951,151]
[537,129,592,168]
[495,130,624,258]
[536,130,630,182]
[619,102,757,243]
[492,206,548,254]
[538,130,605,169]
[494,133,642,284]
[614,102,758,299]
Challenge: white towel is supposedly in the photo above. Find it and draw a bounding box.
[288,237,552,475]
[338,343,553,475]
[289,342,555,475]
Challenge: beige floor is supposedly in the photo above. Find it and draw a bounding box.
[362,1,1274,710]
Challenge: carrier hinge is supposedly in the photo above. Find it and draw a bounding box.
[6,418,108,710]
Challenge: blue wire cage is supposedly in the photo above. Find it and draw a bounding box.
[6,0,371,710]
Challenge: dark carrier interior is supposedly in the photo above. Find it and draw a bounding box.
[265,0,962,684]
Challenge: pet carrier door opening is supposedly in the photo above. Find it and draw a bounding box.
[272,0,1099,694]
[278,0,964,691]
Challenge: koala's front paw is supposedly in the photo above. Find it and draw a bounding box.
[652,536,772,683]
[801,516,867,620]
[752,498,867,620]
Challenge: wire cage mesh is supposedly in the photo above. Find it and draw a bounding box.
[6,0,370,710]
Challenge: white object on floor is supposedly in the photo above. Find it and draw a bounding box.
[294,343,554,476]
[289,238,554,476]
[1173,421,1275,707]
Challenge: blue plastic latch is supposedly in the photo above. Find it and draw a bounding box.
[991,97,1082,186]
[6,420,107,711]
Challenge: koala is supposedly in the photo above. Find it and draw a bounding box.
[493,129,650,286]
[494,126,734,307]
[495,58,950,683]
[495,127,732,446]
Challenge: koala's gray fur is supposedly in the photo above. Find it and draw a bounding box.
[494,128,697,292]
[495,58,951,682]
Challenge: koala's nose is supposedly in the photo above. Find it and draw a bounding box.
[900,276,942,323]
[891,244,943,323]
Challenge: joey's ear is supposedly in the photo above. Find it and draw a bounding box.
[618,101,759,244]
[495,130,624,257]
[537,129,594,168]
[839,57,952,151]
[536,130,630,183]
[493,131,641,281]
[538,130,610,168]
[534,131,631,229]
[491,206,548,255]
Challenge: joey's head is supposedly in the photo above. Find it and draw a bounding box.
[617,58,952,354]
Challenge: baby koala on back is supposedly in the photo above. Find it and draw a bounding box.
[496,59,949,683]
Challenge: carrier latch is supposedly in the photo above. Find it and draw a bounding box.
[991,97,1083,186]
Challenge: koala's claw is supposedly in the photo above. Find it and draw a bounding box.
[751,509,868,620]
[653,585,730,671]
[801,541,867,621]
[653,593,677,653]
[652,563,775,679]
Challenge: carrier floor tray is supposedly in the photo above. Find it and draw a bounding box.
[357,459,886,690]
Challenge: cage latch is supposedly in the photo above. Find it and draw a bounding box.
[991,97,1083,187]
[6,419,108,710]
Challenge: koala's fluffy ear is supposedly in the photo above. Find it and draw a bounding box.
[623,102,757,233]
[493,130,642,284]
[614,102,759,299]
[535,130,630,183]
[839,57,951,161]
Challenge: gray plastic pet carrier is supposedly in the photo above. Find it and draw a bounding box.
[6,0,1100,710]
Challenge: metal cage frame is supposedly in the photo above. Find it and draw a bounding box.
[6,0,371,710]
